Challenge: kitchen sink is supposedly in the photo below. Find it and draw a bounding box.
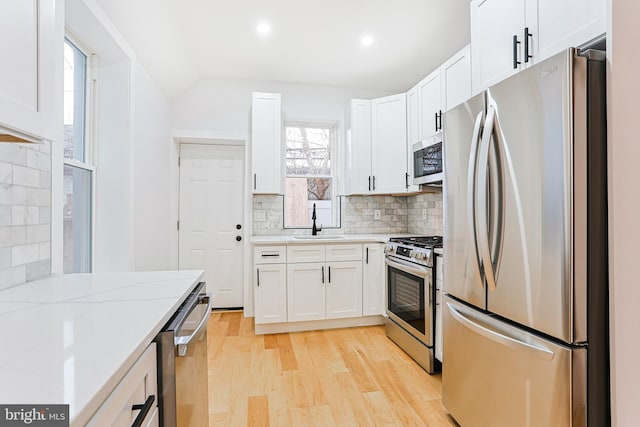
[293,235,344,240]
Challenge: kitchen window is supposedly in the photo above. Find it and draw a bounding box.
[63,37,94,273]
[284,123,340,228]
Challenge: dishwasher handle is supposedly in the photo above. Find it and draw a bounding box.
[175,294,212,357]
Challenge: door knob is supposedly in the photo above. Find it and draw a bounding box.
[236,236,242,242]
[236,224,242,230]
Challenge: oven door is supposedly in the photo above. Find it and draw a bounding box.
[385,256,433,346]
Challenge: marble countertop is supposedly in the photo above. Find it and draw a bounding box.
[251,233,417,245]
[0,270,203,426]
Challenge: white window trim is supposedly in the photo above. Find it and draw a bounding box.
[283,121,340,229]
[63,33,97,272]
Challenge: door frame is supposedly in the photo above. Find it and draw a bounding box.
[169,132,254,315]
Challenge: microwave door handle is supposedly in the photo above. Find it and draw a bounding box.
[175,294,213,356]
[477,106,497,292]
[467,112,484,288]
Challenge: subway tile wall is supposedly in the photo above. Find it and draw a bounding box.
[0,143,51,290]
[253,193,442,236]
[407,192,443,235]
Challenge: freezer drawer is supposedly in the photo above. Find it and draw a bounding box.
[442,296,586,427]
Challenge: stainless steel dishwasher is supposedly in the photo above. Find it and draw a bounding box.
[155,282,211,427]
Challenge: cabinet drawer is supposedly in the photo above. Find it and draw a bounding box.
[325,244,363,262]
[287,245,325,263]
[254,245,287,264]
[87,343,158,427]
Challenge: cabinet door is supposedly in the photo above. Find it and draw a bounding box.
[405,87,421,192]
[254,264,287,325]
[0,0,55,141]
[371,93,407,194]
[534,0,605,63]
[471,0,526,92]
[442,45,472,111]
[362,244,385,316]
[287,263,325,322]
[251,92,282,194]
[325,261,363,319]
[417,69,442,139]
[348,99,373,195]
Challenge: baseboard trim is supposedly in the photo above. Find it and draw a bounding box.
[254,315,385,335]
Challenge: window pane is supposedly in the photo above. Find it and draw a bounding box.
[284,177,333,227]
[64,40,87,162]
[285,126,331,176]
[64,165,92,273]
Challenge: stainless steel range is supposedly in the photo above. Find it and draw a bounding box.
[384,236,442,373]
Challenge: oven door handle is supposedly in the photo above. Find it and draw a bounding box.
[175,294,212,357]
[385,257,430,278]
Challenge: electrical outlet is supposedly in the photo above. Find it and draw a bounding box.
[422,209,427,220]
[374,210,381,220]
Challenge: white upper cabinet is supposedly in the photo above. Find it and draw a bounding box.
[441,45,472,112]
[348,99,373,195]
[535,0,605,62]
[347,94,408,195]
[471,0,606,93]
[251,92,282,194]
[471,0,526,93]
[0,0,56,141]
[417,69,442,140]
[371,93,408,194]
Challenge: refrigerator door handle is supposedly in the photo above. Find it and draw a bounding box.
[446,302,554,361]
[467,112,484,288]
[477,105,498,292]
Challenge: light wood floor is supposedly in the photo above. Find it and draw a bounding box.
[206,312,457,426]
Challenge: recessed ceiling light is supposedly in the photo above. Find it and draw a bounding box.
[361,35,374,46]
[257,23,271,35]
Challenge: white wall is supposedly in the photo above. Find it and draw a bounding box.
[131,61,172,271]
[608,1,640,425]
[172,78,392,137]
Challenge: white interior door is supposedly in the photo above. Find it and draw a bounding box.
[179,144,245,308]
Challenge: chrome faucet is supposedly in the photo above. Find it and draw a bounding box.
[312,203,322,235]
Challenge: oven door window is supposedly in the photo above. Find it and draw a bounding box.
[388,265,425,335]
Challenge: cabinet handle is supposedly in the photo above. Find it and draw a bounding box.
[524,27,533,63]
[366,247,369,264]
[405,172,409,189]
[131,395,155,427]
[328,266,331,284]
[321,266,325,284]
[253,173,257,190]
[368,176,371,191]
[434,112,438,133]
[373,175,376,191]
[438,110,443,131]
[513,35,521,69]
[257,268,260,286]
[261,253,279,257]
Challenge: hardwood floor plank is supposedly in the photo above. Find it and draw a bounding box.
[206,312,455,426]
[247,395,270,427]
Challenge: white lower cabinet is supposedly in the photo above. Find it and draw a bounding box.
[362,244,385,316]
[325,261,363,319]
[287,262,326,322]
[435,255,444,362]
[88,343,158,427]
[254,264,287,324]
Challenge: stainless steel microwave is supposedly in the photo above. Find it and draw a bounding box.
[413,133,443,185]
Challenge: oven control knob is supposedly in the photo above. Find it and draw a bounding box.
[385,244,394,254]
[416,252,426,260]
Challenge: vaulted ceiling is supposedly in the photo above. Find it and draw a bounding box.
[94,0,471,99]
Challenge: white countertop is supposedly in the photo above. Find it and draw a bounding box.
[251,233,417,244]
[0,270,203,426]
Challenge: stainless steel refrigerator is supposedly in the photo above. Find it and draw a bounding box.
[442,48,609,426]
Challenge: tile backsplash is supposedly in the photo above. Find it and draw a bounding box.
[0,143,51,290]
[253,191,442,236]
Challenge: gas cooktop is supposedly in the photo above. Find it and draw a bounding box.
[389,236,443,249]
